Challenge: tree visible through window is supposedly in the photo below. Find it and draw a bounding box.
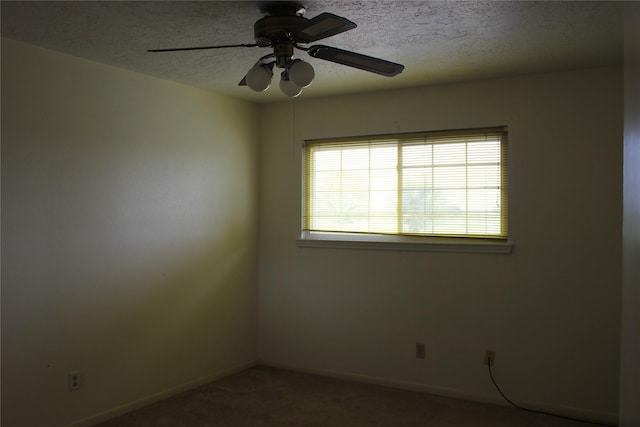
[303,127,508,239]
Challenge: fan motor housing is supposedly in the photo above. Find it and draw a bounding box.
[260,1,306,17]
[253,15,307,46]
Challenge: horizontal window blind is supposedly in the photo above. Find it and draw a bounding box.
[303,127,508,239]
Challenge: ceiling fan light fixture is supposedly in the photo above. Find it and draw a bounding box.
[279,74,303,98]
[148,2,405,97]
[246,63,273,92]
[288,59,314,88]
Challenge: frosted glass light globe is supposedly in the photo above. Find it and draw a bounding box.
[288,60,314,88]
[279,77,302,98]
[246,64,272,92]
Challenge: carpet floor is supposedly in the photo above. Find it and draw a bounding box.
[96,366,607,427]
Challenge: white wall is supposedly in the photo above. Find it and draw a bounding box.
[620,2,640,426]
[258,68,623,423]
[1,35,626,427]
[1,38,259,427]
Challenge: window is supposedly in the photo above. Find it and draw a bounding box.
[301,127,510,252]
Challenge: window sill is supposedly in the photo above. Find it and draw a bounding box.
[297,232,513,254]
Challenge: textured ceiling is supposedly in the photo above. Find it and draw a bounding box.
[1,1,624,103]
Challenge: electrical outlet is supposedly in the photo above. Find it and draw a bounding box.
[416,343,426,359]
[68,371,81,391]
[484,350,496,366]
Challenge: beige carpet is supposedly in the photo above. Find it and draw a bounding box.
[96,366,608,427]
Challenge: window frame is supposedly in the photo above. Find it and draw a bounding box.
[298,127,512,254]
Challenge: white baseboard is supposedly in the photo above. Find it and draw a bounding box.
[65,360,258,427]
[258,359,618,426]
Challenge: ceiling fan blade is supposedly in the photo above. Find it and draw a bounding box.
[307,45,404,77]
[292,13,356,43]
[239,76,247,86]
[148,43,258,53]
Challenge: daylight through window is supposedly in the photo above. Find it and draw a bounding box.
[303,127,508,239]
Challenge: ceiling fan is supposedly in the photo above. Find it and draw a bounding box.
[148,1,405,97]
